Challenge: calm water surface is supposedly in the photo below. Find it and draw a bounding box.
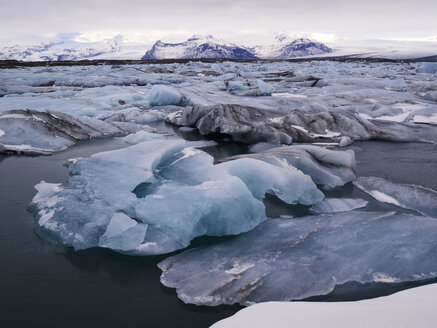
[1,137,436,327]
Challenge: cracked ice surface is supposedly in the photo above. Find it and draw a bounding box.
[29,134,325,255]
[159,211,437,306]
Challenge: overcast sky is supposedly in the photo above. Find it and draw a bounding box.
[1,0,437,43]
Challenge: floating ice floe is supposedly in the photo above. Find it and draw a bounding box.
[0,109,139,155]
[0,84,152,119]
[148,85,191,106]
[159,211,437,306]
[29,137,324,255]
[165,104,428,145]
[211,284,437,328]
[416,62,437,74]
[225,79,275,96]
[219,145,356,188]
[354,176,437,217]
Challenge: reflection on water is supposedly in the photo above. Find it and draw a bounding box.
[1,136,436,327]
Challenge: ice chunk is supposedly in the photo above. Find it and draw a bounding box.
[416,62,437,74]
[354,177,437,217]
[217,158,323,205]
[219,145,356,188]
[149,85,190,106]
[30,138,323,255]
[339,136,352,147]
[99,213,148,252]
[122,130,164,144]
[310,198,368,213]
[0,109,135,155]
[159,211,437,306]
[211,284,437,328]
[165,104,404,145]
[227,79,275,96]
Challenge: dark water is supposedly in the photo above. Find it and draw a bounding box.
[0,138,241,328]
[1,138,436,328]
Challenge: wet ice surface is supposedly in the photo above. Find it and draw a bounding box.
[29,132,324,255]
[1,61,437,324]
[159,211,437,306]
[0,138,242,328]
[0,109,143,154]
[354,176,437,217]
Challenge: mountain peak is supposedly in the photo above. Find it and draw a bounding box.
[274,33,291,43]
[187,34,215,42]
[142,35,257,60]
[292,38,312,44]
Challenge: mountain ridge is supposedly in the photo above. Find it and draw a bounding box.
[142,35,333,60]
[0,34,333,61]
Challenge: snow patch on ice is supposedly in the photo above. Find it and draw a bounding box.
[373,273,400,283]
[271,93,307,98]
[367,190,401,206]
[413,114,437,125]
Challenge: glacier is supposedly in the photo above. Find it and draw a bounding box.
[159,211,437,306]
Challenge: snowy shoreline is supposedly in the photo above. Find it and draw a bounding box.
[211,283,437,328]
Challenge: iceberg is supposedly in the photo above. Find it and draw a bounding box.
[159,211,437,306]
[165,104,417,145]
[219,145,356,188]
[225,79,275,96]
[30,138,323,255]
[354,177,437,217]
[416,62,437,74]
[148,85,190,107]
[0,109,137,155]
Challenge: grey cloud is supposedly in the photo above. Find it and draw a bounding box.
[1,0,436,37]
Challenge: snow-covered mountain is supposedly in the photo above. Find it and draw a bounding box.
[253,34,333,58]
[0,35,122,61]
[141,34,333,60]
[2,32,437,61]
[277,38,333,58]
[142,35,257,60]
